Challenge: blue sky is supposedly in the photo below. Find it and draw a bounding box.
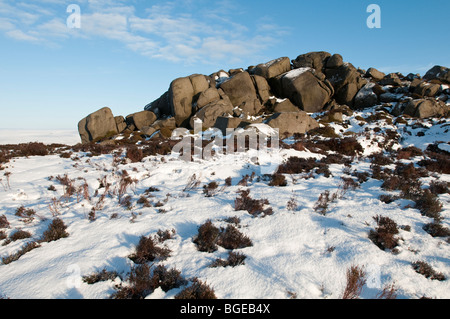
[0,0,449,130]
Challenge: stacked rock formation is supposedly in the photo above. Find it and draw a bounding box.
[78,51,450,143]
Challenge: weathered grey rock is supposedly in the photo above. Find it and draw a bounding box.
[213,117,251,135]
[292,51,331,72]
[144,91,170,117]
[190,74,210,96]
[239,99,263,117]
[280,68,334,112]
[219,71,258,108]
[251,75,271,104]
[325,62,367,107]
[229,68,244,76]
[253,57,291,79]
[354,83,379,109]
[379,73,403,86]
[326,54,344,69]
[423,65,450,84]
[210,70,230,87]
[126,110,157,131]
[169,76,196,127]
[114,116,127,133]
[403,99,447,118]
[78,107,118,144]
[379,92,401,103]
[190,99,234,129]
[141,117,176,136]
[365,67,386,81]
[414,81,441,97]
[196,87,221,110]
[265,111,319,137]
[273,98,299,113]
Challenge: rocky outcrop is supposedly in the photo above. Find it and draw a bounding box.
[276,68,334,112]
[219,71,258,108]
[190,99,234,129]
[265,112,319,137]
[78,107,118,144]
[253,57,291,79]
[423,66,450,84]
[126,111,157,131]
[78,52,450,143]
[403,99,447,118]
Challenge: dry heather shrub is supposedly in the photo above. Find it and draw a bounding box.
[83,269,121,285]
[203,181,219,197]
[429,180,449,194]
[412,261,446,281]
[126,145,144,163]
[9,229,32,241]
[0,215,10,229]
[128,235,171,264]
[396,146,423,160]
[194,221,252,252]
[15,206,36,223]
[1,241,40,265]
[175,278,217,299]
[151,264,187,292]
[277,157,325,175]
[423,221,450,238]
[193,220,220,253]
[414,189,443,221]
[111,264,153,299]
[376,282,398,299]
[269,173,287,186]
[209,251,247,268]
[40,218,69,243]
[418,151,450,174]
[369,215,399,251]
[314,190,337,215]
[234,189,273,217]
[342,265,366,299]
[18,142,49,157]
[217,225,252,250]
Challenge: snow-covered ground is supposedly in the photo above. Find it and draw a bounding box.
[0,109,449,299]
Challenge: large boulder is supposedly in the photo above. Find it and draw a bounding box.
[414,81,441,97]
[114,116,127,133]
[126,110,157,131]
[219,71,258,108]
[365,68,386,81]
[169,77,196,127]
[325,62,367,107]
[213,117,258,135]
[326,54,344,69]
[251,75,272,105]
[141,117,176,136]
[253,57,291,79]
[354,83,379,109]
[147,74,210,128]
[265,111,319,137]
[403,99,447,118]
[379,73,403,86]
[278,68,334,112]
[292,51,331,72]
[144,91,170,117]
[196,87,221,110]
[78,107,119,144]
[190,99,234,129]
[423,65,450,84]
[273,98,299,113]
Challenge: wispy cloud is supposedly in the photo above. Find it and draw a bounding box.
[0,0,289,65]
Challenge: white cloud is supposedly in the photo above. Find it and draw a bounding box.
[0,0,290,65]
